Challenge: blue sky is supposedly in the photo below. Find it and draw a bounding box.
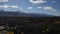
[0,0,60,16]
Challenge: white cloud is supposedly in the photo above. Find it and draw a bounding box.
[0,5,19,8]
[43,6,56,11]
[37,6,42,9]
[11,5,18,8]
[27,7,33,9]
[0,0,8,2]
[29,0,47,4]
[43,6,53,10]
[37,6,56,12]
[3,5,8,8]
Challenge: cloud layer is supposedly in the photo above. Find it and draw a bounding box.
[0,5,18,8]
[43,6,56,11]
[27,7,33,9]
[37,7,42,9]
[0,0,8,2]
[37,6,56,12]
[29,0,47,4]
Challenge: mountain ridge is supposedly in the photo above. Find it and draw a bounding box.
[0,10,55,17]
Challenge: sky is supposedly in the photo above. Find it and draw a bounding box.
[0,0,60,16]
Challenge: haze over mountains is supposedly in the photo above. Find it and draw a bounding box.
[0,10,56,17]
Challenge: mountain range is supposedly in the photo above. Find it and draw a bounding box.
[0,10,56,17]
